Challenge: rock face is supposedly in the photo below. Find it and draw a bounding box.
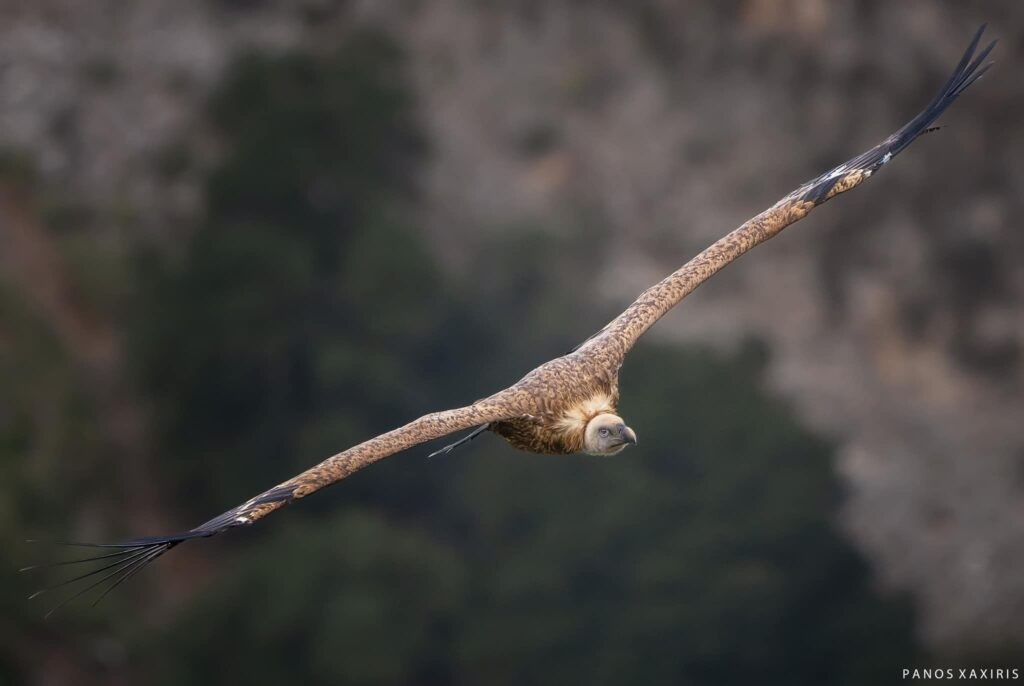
[2,0,1022,650]
[0,0,302,232]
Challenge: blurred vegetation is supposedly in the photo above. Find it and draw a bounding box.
[3,29,920,685]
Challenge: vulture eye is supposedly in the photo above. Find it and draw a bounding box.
[599,428,610,437]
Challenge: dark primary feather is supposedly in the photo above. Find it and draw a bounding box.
[798,24,995,204]
[427,423,489,458]
[21,487,299,618]
[23,538,181,619]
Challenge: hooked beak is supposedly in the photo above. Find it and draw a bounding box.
[619,426,637,446]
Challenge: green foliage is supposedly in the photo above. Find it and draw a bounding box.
[154,512,465,686]
[205,32,423,237]
[129,31,443,515]
[0,270,121,685]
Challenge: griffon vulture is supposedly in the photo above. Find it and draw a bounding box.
[25,26,995,614]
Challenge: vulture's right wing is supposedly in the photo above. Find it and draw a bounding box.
[25,390,532,615]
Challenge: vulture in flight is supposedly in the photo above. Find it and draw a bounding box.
[26,26,995,614]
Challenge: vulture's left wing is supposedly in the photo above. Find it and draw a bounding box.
[578,25,994,364]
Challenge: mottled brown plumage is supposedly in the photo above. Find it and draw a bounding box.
[27,26,994,609]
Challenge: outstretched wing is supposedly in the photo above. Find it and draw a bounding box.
[578,25,995,364]
[24,394,527,615]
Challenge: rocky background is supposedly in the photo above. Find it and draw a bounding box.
[2,1,1022,684]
